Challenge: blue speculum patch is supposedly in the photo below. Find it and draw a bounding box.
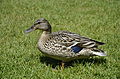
[71,46,83,53]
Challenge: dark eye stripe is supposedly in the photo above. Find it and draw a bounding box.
[34,21,41,25]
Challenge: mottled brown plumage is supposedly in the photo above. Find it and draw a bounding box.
[25,18,106,66]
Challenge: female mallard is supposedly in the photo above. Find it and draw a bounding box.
[25,18,106,67]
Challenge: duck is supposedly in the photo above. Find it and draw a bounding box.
[25,18,106,68]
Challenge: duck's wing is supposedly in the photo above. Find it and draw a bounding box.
[52,31,105,49]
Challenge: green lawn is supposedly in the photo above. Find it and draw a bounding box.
[0,0,120,79]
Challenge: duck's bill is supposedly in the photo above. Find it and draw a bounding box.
[24,25,35,33]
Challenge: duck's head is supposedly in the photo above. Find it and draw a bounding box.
[25,18,51,33]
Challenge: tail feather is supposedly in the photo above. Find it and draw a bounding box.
[91,39,105,45]
[92,52,107,56]
[91,48,107,56]
[95,41,105,45]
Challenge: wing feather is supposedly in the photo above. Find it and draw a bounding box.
[52,31,105,48]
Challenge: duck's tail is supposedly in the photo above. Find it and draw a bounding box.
[91,48,107,56]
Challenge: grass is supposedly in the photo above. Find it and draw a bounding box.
[0,0,120,79]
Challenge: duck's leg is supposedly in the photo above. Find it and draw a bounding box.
[61,61,65,69]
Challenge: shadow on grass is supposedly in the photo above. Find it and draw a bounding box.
[39,56,107,69]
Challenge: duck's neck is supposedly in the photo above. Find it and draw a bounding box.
[39,31,51,41]
[39,23,52,41]
[46,25,52,33]
[38,31,51,49]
